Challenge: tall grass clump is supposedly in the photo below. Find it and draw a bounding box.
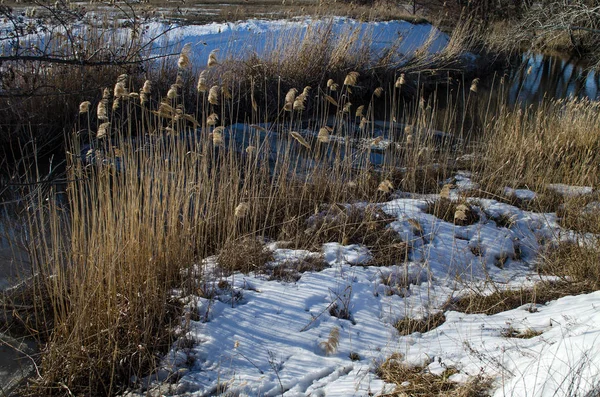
[477,98,600,192]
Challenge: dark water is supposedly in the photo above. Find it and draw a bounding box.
[504,52,599,105]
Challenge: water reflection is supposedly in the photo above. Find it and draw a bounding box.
[506,52,599,105]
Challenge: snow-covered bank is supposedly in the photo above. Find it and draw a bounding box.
[147,17,451,66]
[128,179,600,397]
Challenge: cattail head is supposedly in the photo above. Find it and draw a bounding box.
[470,78,480,93]
[378,179,393,193]
[234,202,250,219]
[97,122,110,139]
[355,105,364,118]
[112,98,120,111]
[128,92,139,99]
[102,87,111,100]
[197,70,208,92]
[207,49,219,68]
[327,79,335,89]
[178,43,191,69]
[117,74,128,83]
[374,87,384,97]
[318,127,330,143]
[343,71,359,86]
[395,73,406,88]
[167,84,178,99]
[79,101,91,114]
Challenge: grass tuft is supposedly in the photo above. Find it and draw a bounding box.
[377,358,492,397]
[395,312,446,336]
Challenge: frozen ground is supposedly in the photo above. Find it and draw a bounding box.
[127,179,600,397]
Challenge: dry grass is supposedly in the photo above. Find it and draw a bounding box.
[269,255,329,282]
[538,241,600,290]
[283,204,408,266]
[452,282,593,315]
[426,198,479,226]
[395,312,446,336]
[217,237,274,276]
[377,356,492,396]
[501,326,542,339]
[476,98,600,193]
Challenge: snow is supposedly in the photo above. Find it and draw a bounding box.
[125,175,600,397]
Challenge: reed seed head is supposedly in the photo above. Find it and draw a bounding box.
[395,73,406,87]
[206,113,219,126]
[197,71,208,92]
[208,49,219,68]
[208,85,219,105]
[378,179,393,193]
[178,43,191,69]
[235,202,250,219]
[97,122,110,139]
[142,80,152,94]
[167,84,178,99]
[79,101,91,113]
[290,131,311,150]
[470,78,480,93]
[97,101,108,121]
[318,127,330,143]
[355,105,364,118]
[114,81,127,98]
[374,87,384,97]
[343,71,359,86]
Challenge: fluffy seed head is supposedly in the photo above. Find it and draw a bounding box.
[343,71,359,86]
[97,101,108,121]
[114,81,127,98]
[206,113,219,126]
[285,88,297,105]
[197,71,208,92]
[79,101,91,113]
[235,202,250,219]
[318,127,330,143]
[327,79,335,88]
[207,49,219,68]
[208,85,219,105]
[355,105,364,118]
[178,43,191,69]
[290,131,311,150]
[142,80,152,94]
[212,126,224,145]
[97,122,110,139]
[470,78,480,93]
[406,134,413,145]
[395,73,406,87]
[167,84,178,99]
[374,87,384,97]
[378,179,393,193]
[440,184,452,199]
